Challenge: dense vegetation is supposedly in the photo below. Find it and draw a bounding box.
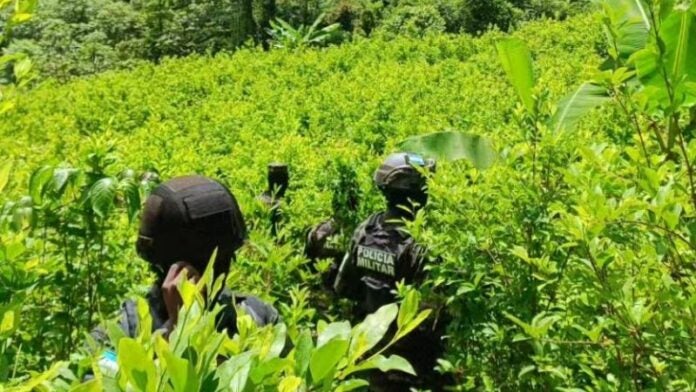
[2,0,696,390]
[3,0,590,80]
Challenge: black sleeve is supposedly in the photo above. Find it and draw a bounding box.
[304,220,346,289]
[322,256,341,289]
[333,225,364,300]
[304,220,343,262]
[403,243,449,333]
[404,241,429,284]
[119,299,140,338]
[87,326,110,352]
[304,220,333,260]
[333,217,372,301]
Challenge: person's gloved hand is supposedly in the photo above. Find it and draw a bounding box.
[161,261,201,335]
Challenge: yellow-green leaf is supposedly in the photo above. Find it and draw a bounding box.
[117,338,156,392]
[550,83,610,133]
[349,304,397,359]
[497,37,536,113]
[0,160,11,191]
[660,9,696,83]
[1,310,16,334]
[310,338,349,382]
[278,376,303,392]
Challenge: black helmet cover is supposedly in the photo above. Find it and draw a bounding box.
[136,175,247,277]
[373,153,435,207]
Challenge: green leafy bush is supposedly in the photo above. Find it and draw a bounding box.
[378,4,446,38]
[15,7,696,390]
[4,256,431,391]
[9,0,262,80]
[0,145,158,374]
[0,0,39,111]
[0,13,601,388]
[9,0,148,80]
[402,1,696,389]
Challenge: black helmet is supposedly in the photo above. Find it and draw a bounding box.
[374,152,435,208]
[136,175,247,278]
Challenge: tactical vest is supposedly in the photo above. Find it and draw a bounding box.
[340,214,450,391]
[348,212,423,315]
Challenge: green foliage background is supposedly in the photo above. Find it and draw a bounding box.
[3,1,696,389]
[4,13,598,386]
[4,0,590,80]
[3,14,599,191]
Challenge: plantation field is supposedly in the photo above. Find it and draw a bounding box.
[2,15,598,184]
[2,2,696,390]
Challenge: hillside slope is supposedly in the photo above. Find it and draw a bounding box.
[4,5,696,388]
[15,13,685,390]
[2,14,600,208]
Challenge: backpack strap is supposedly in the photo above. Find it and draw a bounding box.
[119,299,139,338]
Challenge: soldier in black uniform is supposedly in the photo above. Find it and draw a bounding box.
[257,163,289,238]
[310,153,449,391]
[94,175,278,343]
[304,218,344,288]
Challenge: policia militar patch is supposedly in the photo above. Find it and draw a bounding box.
[356,245,396,276]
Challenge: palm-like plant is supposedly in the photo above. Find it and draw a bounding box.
[267,13,341,49]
